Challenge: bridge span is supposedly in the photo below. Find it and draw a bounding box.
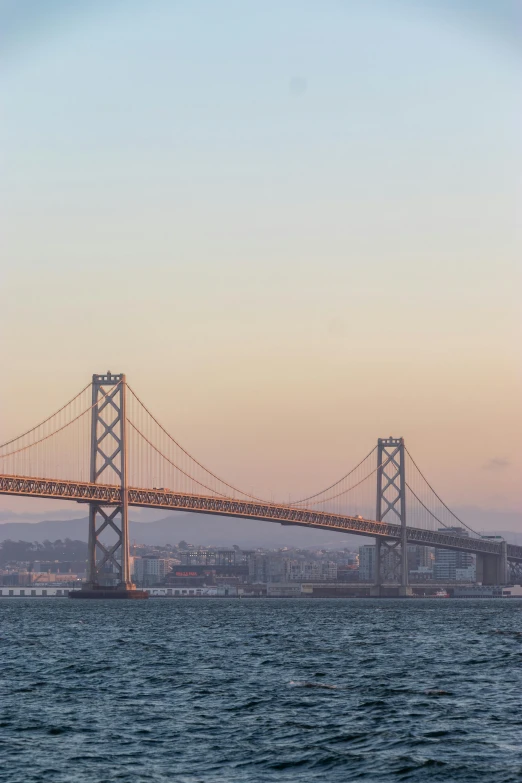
[1,472,520,565]
[0,371,518,596]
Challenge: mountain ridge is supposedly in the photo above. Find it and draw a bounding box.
[0,508,520,548]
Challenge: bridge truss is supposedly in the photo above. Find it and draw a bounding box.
[0,372,518,594]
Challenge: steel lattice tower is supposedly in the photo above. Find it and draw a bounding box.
[86,372,132,590]
[375,437,408,594]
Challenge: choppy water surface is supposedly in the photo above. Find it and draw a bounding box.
[1,599,522,782]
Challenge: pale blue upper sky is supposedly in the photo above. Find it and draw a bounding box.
[0,1,520,513]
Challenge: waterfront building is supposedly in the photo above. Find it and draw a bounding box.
[266,582,302,597]
[132,556,173,586]
[359,545,377,581]
[248,554,286,583]
[337,564,360,582]
[249,555,337,584]
[456,565,476,581]
[407,545,434,572]
[359,544,413,582]
[285,560,337,582]
[433,528,475,581]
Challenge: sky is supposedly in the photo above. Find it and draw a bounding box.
[0,0,520,522]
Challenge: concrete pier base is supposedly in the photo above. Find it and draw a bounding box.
[477,545,509,586]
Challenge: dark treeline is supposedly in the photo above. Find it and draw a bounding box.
[0,539,88,565]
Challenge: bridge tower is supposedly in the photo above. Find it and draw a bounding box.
[73,372,146,599]
[374,437,410,596]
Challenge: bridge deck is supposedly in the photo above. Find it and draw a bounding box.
[1,474,520,561]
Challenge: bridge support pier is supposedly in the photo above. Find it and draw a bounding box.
[499,541,509,585]
[371,538,383,597]
[477,541,509,587]
[72,372,147,600]
[374,437,409,595]
[508,560,522,585]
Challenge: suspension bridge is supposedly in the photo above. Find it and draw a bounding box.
[1,372,520,597]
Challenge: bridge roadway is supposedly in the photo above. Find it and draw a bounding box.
[1,473,521,563]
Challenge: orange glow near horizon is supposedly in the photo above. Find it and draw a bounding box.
[0,2,520,520]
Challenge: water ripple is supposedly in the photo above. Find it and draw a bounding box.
[1,598,522,782]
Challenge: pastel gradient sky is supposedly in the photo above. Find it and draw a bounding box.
[0,0,520,517]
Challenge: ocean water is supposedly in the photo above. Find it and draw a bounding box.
[1,599,522,783]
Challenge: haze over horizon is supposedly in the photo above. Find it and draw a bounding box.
[1,507,522,551]
[1,0,520,523]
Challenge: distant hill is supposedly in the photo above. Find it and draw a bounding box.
[0,507,520,549]
[0,513,369,549]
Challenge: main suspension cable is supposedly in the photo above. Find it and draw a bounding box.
[127,418,229,498]
[299,454,392,507]
[0,382,120,460]
[0,382,91,449]
[128,385,290,503]
[405,448,480,536]
[406,483,462,532]
[127,384,377,506]
[292,446,377,504]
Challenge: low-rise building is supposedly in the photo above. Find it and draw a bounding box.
[132,556,173,586]
[266,582,302,597]
[433,528,475,581]
[286,560,337,582]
